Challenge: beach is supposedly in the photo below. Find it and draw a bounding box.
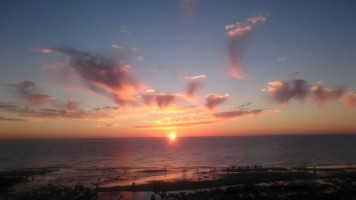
[1,165,356,200]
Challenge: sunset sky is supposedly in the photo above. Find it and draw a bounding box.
[1,0,356,139]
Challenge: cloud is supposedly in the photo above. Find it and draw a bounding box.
[184,74,207,80]
[0,116,27,121]
[214,109,263,119]
[32,48,53,54]
[49,48,142,107]
[0,102,112,120]
[277,56,288,62]
[5,81,54,106]
[136,56,144,62]
[205,94,229,111]
[134,115,219,129]
[134,120,217,129]
[185,74,206,99]
[292,70,300,76]
[141,90,180,109]
[342,92,356,108]
[225,13,267,79]
[95,123,120,128]
[311,85,344,106]
[264,80,309,104]
[63,99,81,110]
[177,0,196,15]
[120,26,131,36]
[111,44,122,49]
[264,79,347,106]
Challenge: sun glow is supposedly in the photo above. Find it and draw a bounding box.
[168,132,176,141]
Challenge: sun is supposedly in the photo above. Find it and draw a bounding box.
[168,132,176,141]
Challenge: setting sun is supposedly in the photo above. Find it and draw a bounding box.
[169,132,176,141]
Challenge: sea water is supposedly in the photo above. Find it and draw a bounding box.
[1,135,355,188]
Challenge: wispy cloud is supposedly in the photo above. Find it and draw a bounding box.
[0,102,113,120]
[177,0,196,16]
[205,94,229,111]
[136,56,144,62]
[184,74,207,80]
[185,74,206,100]
[111,44,122,49]
[32,48,53,54]
[214,109,263,119]
[342,92,356,108]
[225,13,267,79]
[120,26,131,36]
[0,116,27,121]
[277,56,288,62]
[134,115,219,129]
[5,81,54,106]
[95,123,120,128]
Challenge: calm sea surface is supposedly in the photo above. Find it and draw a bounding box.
[1,135,356,188]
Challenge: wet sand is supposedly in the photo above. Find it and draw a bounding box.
[99,171,314,192]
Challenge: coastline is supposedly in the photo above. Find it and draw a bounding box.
[2,166,356,199]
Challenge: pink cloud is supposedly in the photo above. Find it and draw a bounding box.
[225,13,267,79]
[342,92,356,108]
[205,94,229,111]
[311,85,344,106]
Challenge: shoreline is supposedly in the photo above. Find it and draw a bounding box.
[1,166,356,199]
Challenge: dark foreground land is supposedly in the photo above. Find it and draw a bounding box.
[1,167,356,200]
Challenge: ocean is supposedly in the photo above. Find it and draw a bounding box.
[1,135,356,189]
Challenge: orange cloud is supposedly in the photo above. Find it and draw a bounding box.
[135,115,219,129]
[342,92,356,108]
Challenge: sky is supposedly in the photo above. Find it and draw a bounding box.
[1,0,356,139]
